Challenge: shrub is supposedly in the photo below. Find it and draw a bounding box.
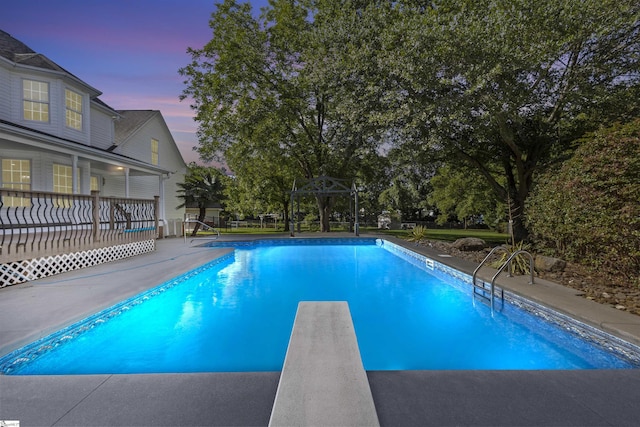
[525,119,640,284]
[489,241,533,276]
[406,225,429,242]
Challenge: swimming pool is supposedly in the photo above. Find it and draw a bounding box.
[1,238,639,374]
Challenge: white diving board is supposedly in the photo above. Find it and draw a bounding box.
[269,301,380,426]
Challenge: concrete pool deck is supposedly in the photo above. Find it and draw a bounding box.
[1,233,640,426]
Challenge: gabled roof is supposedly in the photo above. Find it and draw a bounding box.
[113,110,158,146]
[0,29,35,60]
[1,29,72,74]
[0,29,101,96]
[112,109,187,166]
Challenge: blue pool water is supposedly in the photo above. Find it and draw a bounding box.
[1,239,637,374]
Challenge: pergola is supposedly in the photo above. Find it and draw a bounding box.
[290,175,360,236]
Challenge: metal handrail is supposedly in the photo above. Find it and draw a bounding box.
[471,246,509,313]
[472,246,510,287]
[183,218,220,244]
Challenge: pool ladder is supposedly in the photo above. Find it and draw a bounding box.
[472,247,535,313]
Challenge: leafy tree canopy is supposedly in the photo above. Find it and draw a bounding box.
[429,165,506,230]
[179,0,386,231]
[181,0,639,238]
[320,0,640,239]
[223,142,296,224]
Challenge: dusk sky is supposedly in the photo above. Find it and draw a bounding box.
[2,0,270,165]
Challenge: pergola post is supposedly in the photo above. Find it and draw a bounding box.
[353,182,359,236]
[290,180,296,236]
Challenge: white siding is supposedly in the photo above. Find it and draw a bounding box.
[117,119,162,163]
[1,70,102,146]
[0,67,11,119]
[115,112,187,220]
[164,171,187,221]
[128,175,158,199]
[31,153,45,190]
[1,40,190,211]
[102,175,125,198]
[90,107,114,149]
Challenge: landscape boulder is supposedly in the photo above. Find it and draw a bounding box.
[451,237,487,252]
[534,255,566,272]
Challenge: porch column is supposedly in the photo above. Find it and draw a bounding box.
[158,174,167,229]
[72,155,78,194]
[124,167,130,198]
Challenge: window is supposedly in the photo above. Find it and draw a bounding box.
[90,175,99,192]
[53,164,73,194]
[1,159,31,207]
[23,79,49,122]
[53,164,73,207]
[65,89,83,130]
[151,138,159,165]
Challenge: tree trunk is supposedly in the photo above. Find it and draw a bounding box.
[190,207,207,237]
[282,196,289,230]
[505,185,530,243]
[510,196,529,243]
[316,195,333,232]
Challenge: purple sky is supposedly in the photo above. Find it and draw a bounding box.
[2,0,270,165]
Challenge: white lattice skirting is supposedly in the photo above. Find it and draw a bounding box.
[0,240,156,287]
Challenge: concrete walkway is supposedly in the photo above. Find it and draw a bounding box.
[1,233,640,426]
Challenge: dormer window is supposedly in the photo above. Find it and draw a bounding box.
[23,79,49,122]
[65,89,83,130]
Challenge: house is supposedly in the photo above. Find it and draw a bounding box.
[0,29,187,284]
[111,109,187,236]
[0,29,186,236]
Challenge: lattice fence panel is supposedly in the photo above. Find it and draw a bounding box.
[0,240,155,287]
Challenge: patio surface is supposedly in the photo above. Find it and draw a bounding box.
[1,233,640,426]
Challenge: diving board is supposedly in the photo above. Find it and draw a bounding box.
[269,301,380,426]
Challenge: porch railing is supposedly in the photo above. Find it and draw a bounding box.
[0,189,158,264]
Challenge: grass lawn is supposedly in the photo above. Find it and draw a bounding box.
[366,227,509,245]
[194,225,508,244]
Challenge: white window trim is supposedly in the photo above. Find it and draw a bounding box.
[22,79,50,123]
[65,88,84,131]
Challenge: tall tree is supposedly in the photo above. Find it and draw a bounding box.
[429,165,505,229]
[224,141,296,225]
[176,164,227,236]
[323,0,640,240]
[179,0,383,231]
